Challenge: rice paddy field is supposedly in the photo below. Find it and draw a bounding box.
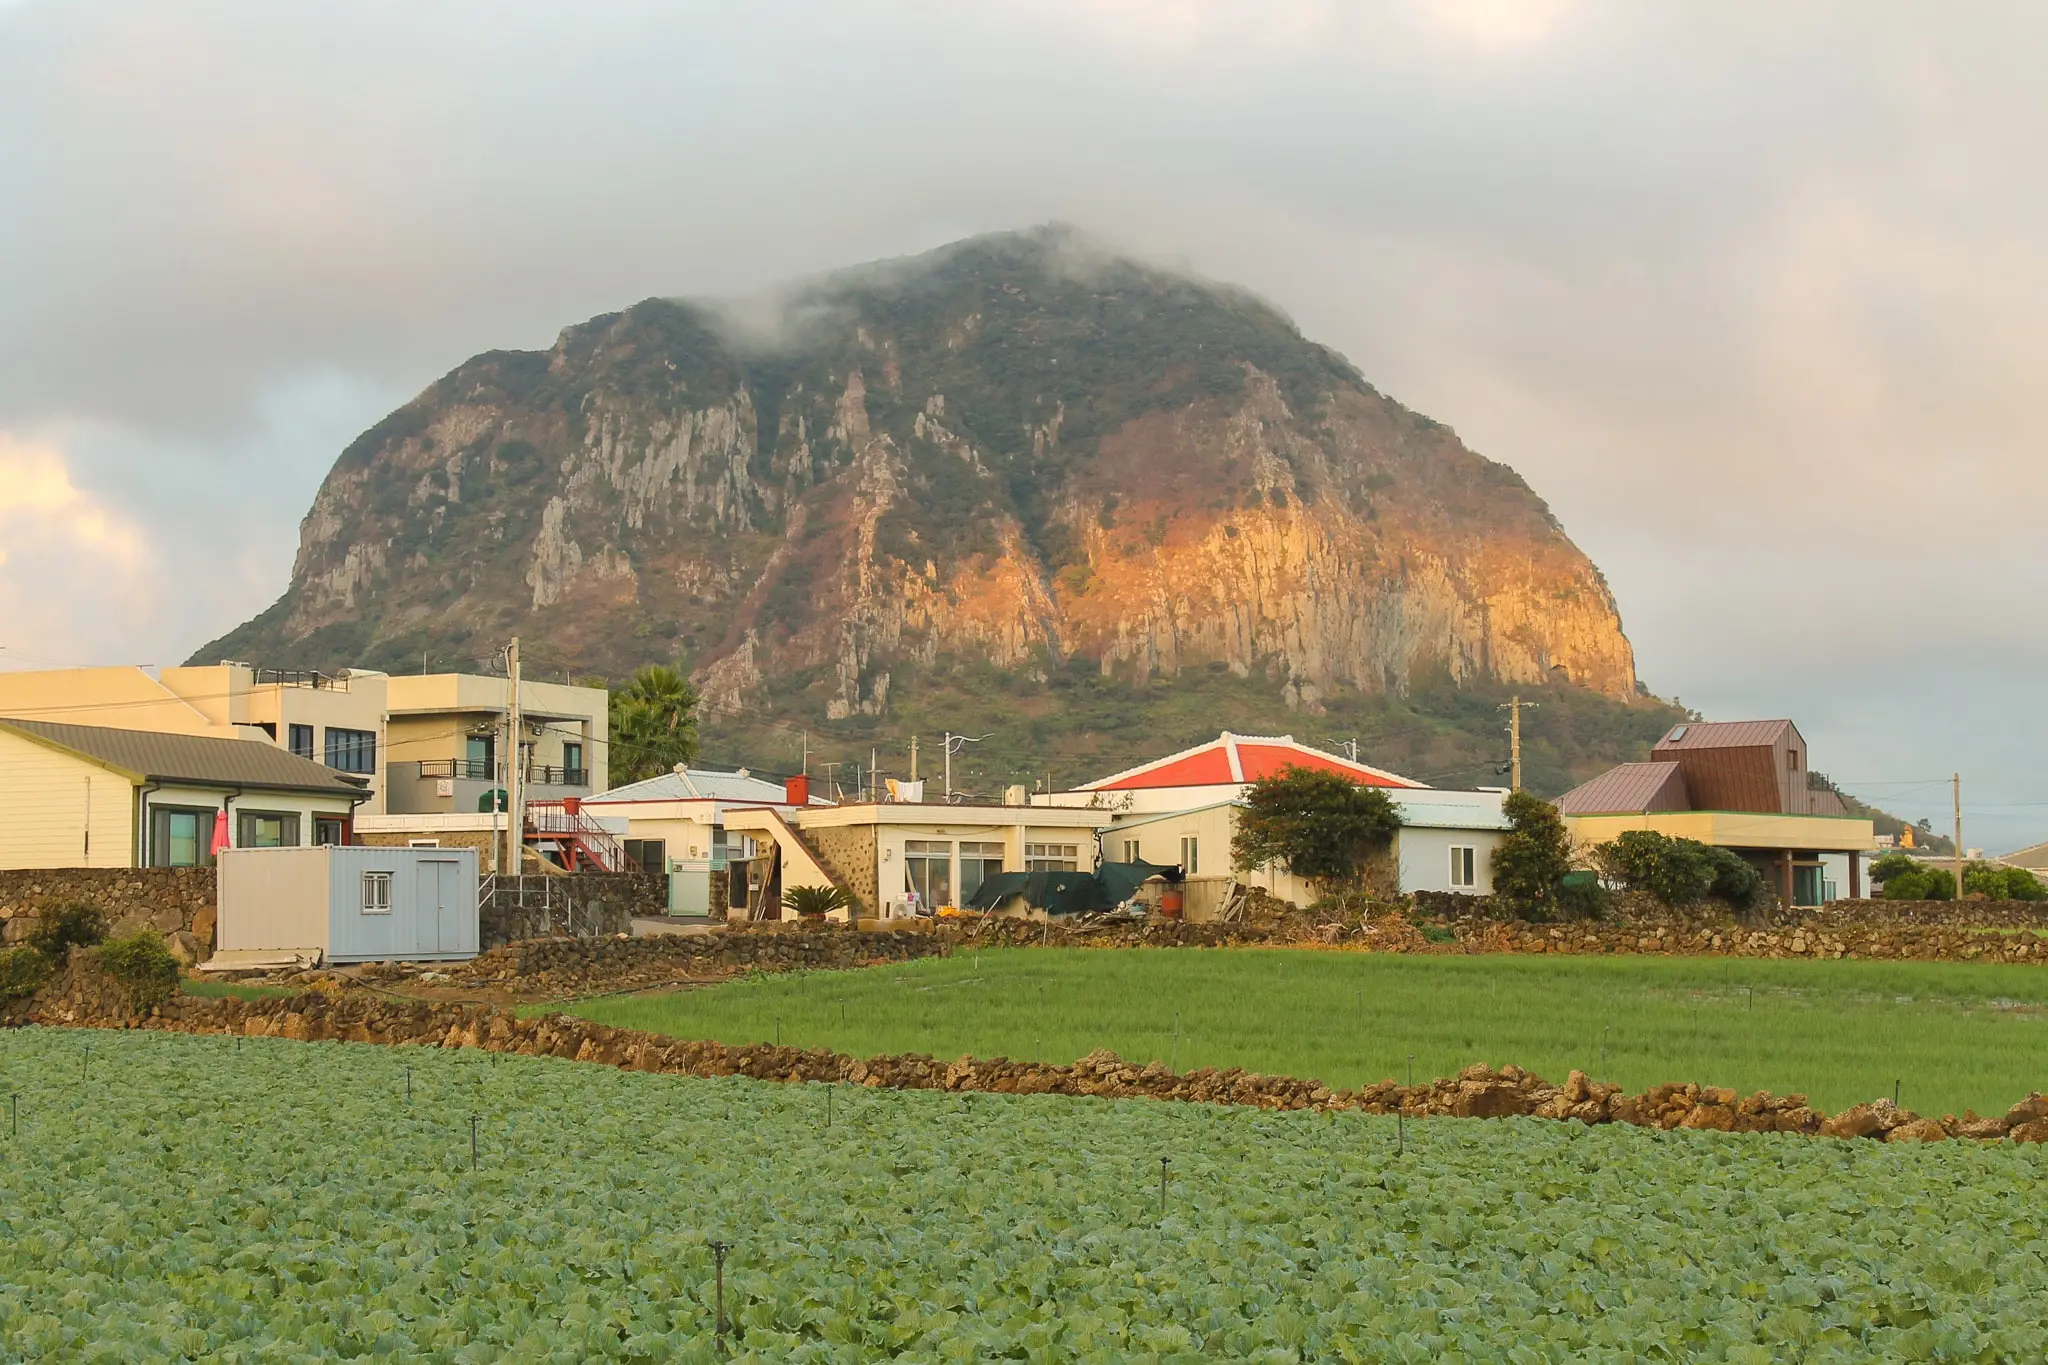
[4,1026,2047,1361]
[565,948,2048,1119]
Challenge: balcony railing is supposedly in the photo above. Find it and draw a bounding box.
[412,759,588,787]
[254,668,348,691]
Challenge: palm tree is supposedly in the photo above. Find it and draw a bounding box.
[610,663,700,784]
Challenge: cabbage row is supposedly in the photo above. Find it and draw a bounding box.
[1,1027,2044,1361]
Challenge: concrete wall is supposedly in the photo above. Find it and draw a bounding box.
[1397,827,1505,895]
[0,730,135,869]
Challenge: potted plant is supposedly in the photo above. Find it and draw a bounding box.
[782,884,854,921]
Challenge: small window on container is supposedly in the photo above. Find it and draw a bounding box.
[362,871,393,914]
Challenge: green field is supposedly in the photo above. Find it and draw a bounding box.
[565,948,2048,1118]
[4,1027,2047,1360]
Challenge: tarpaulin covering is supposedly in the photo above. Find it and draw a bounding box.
[965,860,1180,916]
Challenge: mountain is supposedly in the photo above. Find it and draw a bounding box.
[198,226,1680,793]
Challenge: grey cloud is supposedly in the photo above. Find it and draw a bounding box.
[2,0,2044,840]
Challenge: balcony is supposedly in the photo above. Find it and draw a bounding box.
[386,759,591,814]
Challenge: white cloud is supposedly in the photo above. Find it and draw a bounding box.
[0,434,153,666]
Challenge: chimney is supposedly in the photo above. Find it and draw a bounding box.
[784,775,810,806]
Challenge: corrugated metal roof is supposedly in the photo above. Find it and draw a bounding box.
[1557,761,1690,815]
[1386,797,1514,831]
[586,767,808,805]
[1652,720,1793,752]
[0,717,368,794]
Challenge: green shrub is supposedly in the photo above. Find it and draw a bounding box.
[1964,862,2048,901]
[1706,848,1766,912]
[97,932,180,1010]
[0,945,47,1002]
[25,901,106,962]
[1490,793,1574,921]
[1872,852,1956,901]
[782,884,854,919]
[1600,831,1715,906]
[1554,870,1611,920]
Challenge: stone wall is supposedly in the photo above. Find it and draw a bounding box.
[804,825,877,913]
[358,830,499,859]
[477,873,666,946]
[0,868,216,960]
[447,924,945,996]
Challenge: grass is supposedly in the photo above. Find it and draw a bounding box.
[179,978,295,1002]
[562,948,2048,1118]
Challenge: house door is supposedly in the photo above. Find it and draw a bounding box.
[414,858,462,954]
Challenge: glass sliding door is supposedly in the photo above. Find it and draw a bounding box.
[957,841,1005,903]
[903,840,953,911]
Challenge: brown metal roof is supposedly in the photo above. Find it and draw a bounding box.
[1652,719,1795,752]
[1557,761,1690,815]
[0,717,369,796]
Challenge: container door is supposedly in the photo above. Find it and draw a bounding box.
[435,859,466,954]
[414,860,442,955]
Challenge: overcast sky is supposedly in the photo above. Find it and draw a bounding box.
[3,1,2044,845]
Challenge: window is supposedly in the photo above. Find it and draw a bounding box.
[1121,839,1141,863]
[465,735,495,780]
[150,807,215,867]
[958,841,1005,902]
[904,839,953,908]
[562,742,585,783]
[408,838,441,849]
[361,871,392,914]
[1449,845,1477,889]
[325,727,377,774]
[710,825,729,869]
[622,838,666,876]
[1025,842,1079,873]
[287,724,315,760]
[237,811,300,848]
[314,816,346,847]
[1788,749,1799,772]
[1179,836,1199,876]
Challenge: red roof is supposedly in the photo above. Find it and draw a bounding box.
[1081,732,1424,791]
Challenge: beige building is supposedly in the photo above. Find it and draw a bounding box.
[0,718,367,872]
[1559,720,1878,905]
[0,664,607,819]
[380,673,607,816]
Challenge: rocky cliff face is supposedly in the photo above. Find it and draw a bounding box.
[199,227,1639,732]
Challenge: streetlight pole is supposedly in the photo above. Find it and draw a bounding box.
[944,733,990,802]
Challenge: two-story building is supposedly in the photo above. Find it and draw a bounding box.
[0,664,609,822]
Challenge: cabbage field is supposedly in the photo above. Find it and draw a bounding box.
[4,1026,2047,1361]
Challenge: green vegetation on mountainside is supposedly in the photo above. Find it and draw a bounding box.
[568,948,2048,1118]
[708,658,1686,798]
[8,1027,2048,1359]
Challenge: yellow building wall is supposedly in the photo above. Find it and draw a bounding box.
[0,730,135,869]
[1564,810,1876,854]
[0,667,226,737]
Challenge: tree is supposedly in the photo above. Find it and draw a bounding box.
[609,664,700,785]
[1490,791,1576,919]
[1594,830,1765,912]
[1230,766,1400,894]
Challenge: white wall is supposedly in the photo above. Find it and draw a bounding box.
[1397,827,1504,895]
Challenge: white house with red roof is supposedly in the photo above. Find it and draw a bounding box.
[1046,732,1510,908]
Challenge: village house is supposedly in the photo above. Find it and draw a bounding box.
[0,663,608,819]
[1557,719,1877,906]
[1044,732,1514,912]
[0,717,368,871]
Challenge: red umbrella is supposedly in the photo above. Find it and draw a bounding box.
[210,809,230,858]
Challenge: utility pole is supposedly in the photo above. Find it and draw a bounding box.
[801,730,809,780]
[1499,695,1536,792]
[910,735,919,784]
[820,761,841,802]
[1954,773,1965,899]
[943,733,989,802]
[1344,738,1359,762]
[871,747,879,803]
[506,637,523,877]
